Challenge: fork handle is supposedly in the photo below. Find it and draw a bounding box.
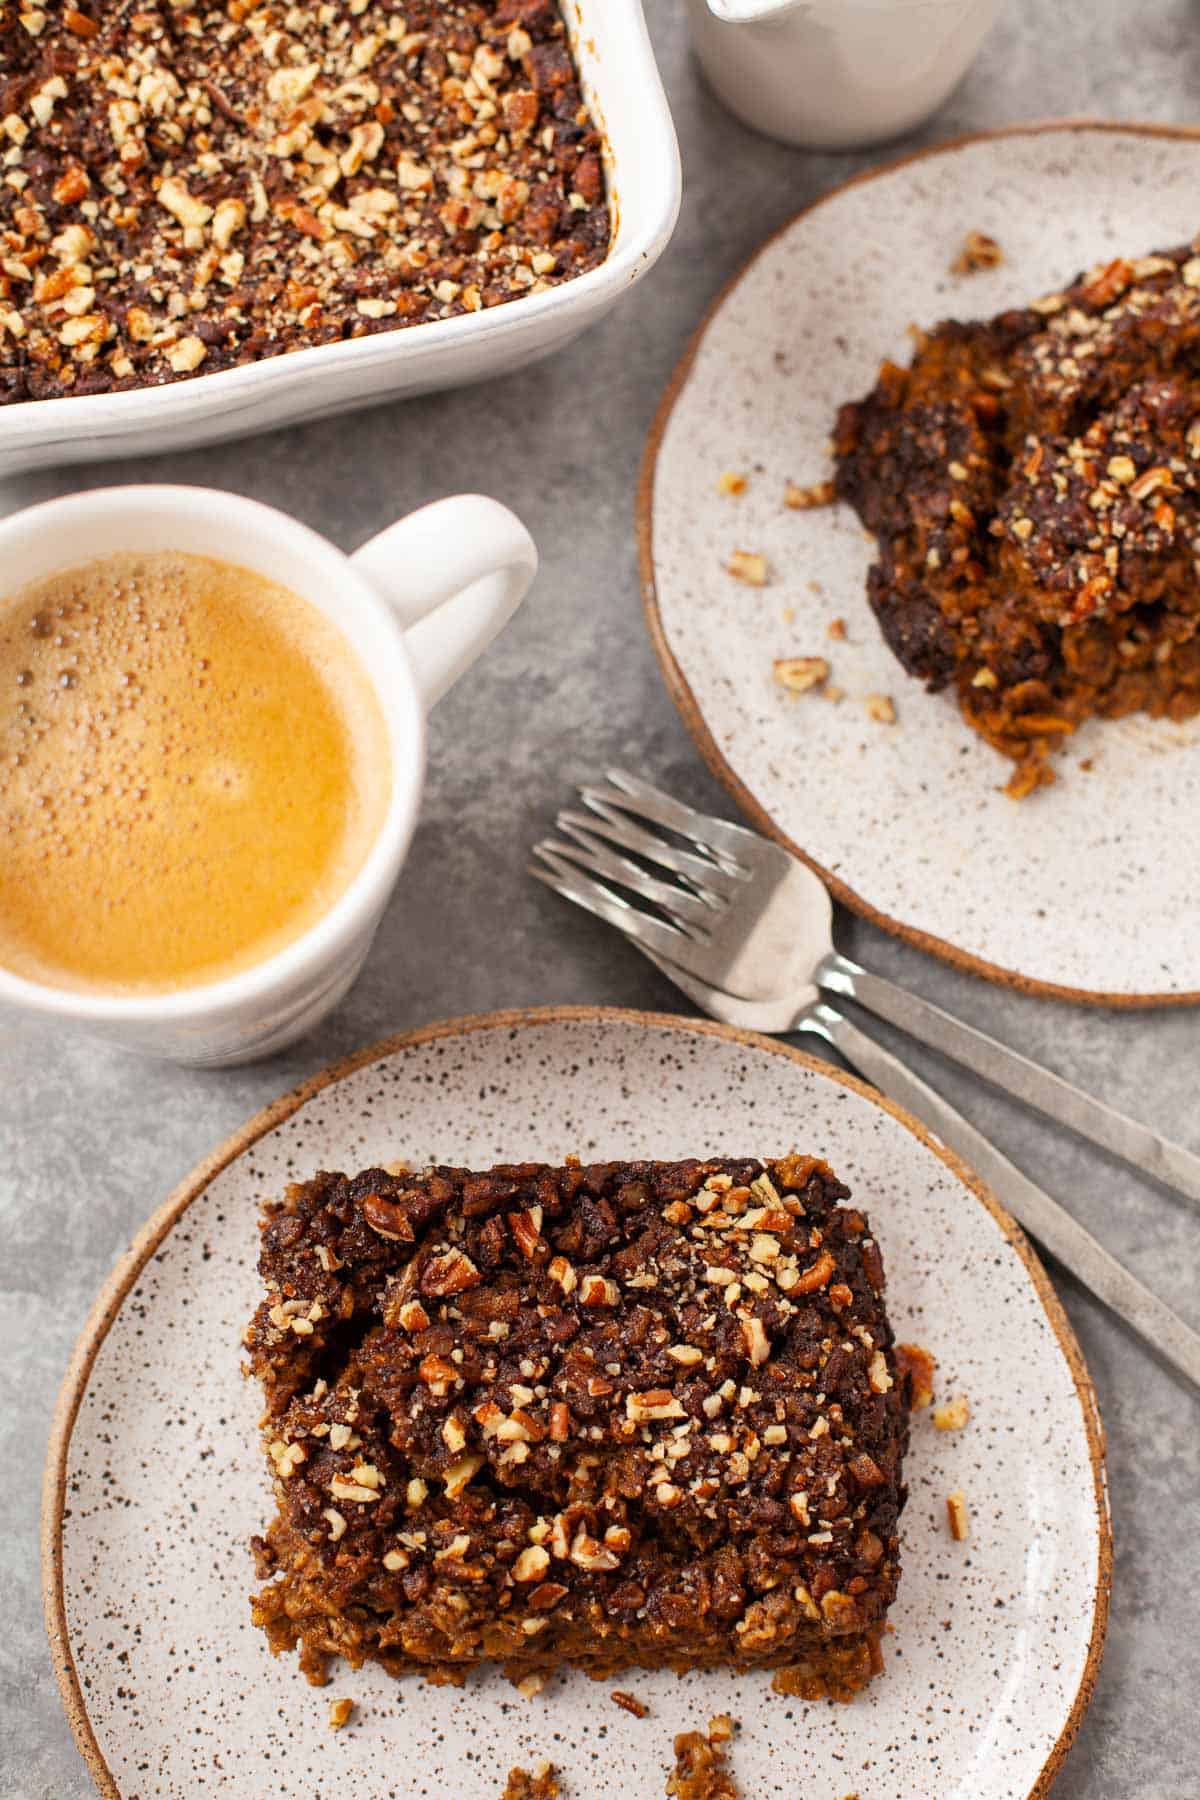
[809,1003,1200,1390]
[819,952,1200,1208]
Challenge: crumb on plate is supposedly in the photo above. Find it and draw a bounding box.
[895,1342,937,1410]
[1004,756,1056,801]
[774,656,829,694]
[727,550,770,586]
[932,1395,970,1431]
[946,1489,970,1541]
[666,1716,738,1800]
[952,230,1004,275]
[785,479,836,510]
[503,1762,561,1800]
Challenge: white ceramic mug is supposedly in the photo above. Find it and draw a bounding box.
[0,484,537,1065]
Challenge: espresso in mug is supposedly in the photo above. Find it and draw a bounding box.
[0,551,390,993]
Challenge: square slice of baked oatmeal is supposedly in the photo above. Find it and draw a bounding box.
[245,1155,908,1698]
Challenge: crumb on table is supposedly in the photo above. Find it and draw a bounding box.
[863,693,897,724]
[328,1697,354,1730]
[717,472,748,497]
[612,1689,649,1718]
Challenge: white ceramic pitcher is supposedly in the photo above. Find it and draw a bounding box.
[687,0,1002,150]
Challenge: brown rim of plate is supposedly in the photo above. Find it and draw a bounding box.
[41,1004,1112,1800]
[638,116,1200,1010]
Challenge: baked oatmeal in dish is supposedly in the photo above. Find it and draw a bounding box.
[0,0,609,404]
[834,243,1200,795]
[245,1156,909,1698]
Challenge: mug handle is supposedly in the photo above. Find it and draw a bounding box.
[350,494,537,708]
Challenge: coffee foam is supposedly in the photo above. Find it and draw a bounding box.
[0,552,390,993]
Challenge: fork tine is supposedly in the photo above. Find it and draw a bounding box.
[557,806,735,906]
[639,944,788,1032]
[547,824,714,930]
[533,844,798,1030]
[530,843,728,975]
[637,941,747,1023]
[580,769,757,874]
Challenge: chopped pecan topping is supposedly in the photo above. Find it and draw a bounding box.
[835,235,1200,789]
[0,0,611,407]
[363,1192,415,1242]
[247,1156,905,1699]
[421,1248,482,1297]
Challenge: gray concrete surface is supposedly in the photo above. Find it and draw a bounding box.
[3,3,1198,1794]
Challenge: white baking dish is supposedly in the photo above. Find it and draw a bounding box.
[0,0,679,478]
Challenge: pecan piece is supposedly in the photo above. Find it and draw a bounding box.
[421,1248,482,1296]
[508,1205,545,1259]
[848,1452,886,1487]
[526,1581,568,1611]
[895,1341,936,1409]
[579,1273,618,1307]
[362,1192,415,1242]
[792,1248,837,1294]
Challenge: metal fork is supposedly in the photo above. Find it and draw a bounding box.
[531,769,1200,1389]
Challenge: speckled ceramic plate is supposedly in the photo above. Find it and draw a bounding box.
[43,1008,1109,1799]
[640,121,1200,1005]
